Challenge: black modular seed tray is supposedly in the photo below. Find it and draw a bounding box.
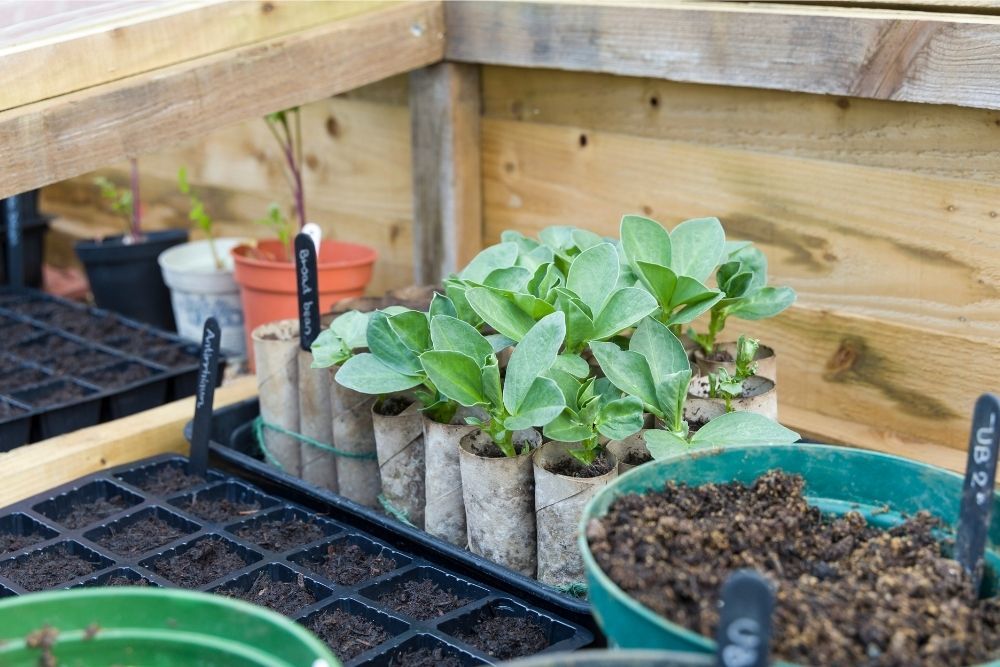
[0,454,596,665]
[0,288,225,450]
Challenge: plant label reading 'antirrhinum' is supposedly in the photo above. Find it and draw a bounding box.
[294,232,320,351]
[715,570,774,667]
[189,317,221,477]
[956,393,1000,592]
[5,196,22,287]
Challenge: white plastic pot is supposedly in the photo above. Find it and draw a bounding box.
[159,238,248,355]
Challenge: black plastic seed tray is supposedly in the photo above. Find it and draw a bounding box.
[0,454,596,665]
[0,288,225,449]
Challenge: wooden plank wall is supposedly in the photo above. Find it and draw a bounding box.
[41,64,1000,457]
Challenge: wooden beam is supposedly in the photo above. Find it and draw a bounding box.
[0,1,394,112]
[409,62,483,282]
[0,1,444,200]
[446,1,1000,111]
[0,376,257,508]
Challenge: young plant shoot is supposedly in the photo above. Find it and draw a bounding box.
[543,373,644,466]
[643,410,799,459]
[620,215,725,334]
[590,316,693,440]
[260,107,305,258]
[94,158,142,242]
[177,167,222,270]
[420,312,568,457]
[310,310,372,369]
[708,335,759,412]
[688,243,796,354]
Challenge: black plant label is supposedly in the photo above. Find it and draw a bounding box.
[5,196,22,287]
[189,317,221,476]
[295,233,320,351]
[715,570,774,667]
[956,393,1000,591]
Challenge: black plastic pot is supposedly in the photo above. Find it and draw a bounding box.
[75,229,188,331]
[1,190,48,289]
[0,454,597,666]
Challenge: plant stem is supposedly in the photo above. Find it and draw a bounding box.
[129,158,142,240]
[277,112,305,230]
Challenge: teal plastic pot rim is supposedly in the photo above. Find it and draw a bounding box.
[577,443,1000,667]
[0,587,338,667]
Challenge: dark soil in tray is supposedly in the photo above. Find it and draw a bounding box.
[144,345,197,369]
[57,496,131,530]
[305,608,391,660]
[45,349,119,375]
[18,381,92,408]
[0,545,98,591]
[2,321,43,344]
[377,578,470,620]
[94,516,185,556]
[235,517,326,552]
[81,362,156,389]
[454,612,549,660]
[216,571,317,616]
[0,400,28,420]
[176,496,260,523]
[136,467,206,496]
[54,314,131,341]
[389,647,465,667]
[547,453,614,478]
[374,396,412,417]
[0,530,45,555]
[587,470,1000,667]
[103,575,153,587]
[302,542,398,586]
[114,331,174,356]
[152,538,246,588]
[0,367,48,393]
[14,335,84,363]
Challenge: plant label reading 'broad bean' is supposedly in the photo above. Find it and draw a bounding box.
[294,232,320,351]
[956,393,1000,591]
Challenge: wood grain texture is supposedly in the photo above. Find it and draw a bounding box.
[40,95,415,296]
[447,1,1000,110]
[0,0,444,200]
[483,67,1000,183]
[482,118,1000,341]
[0,375,257,507]
[410,62,483,282]
[0,1,391,112]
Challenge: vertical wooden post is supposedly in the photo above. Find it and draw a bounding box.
[409,62,482,283]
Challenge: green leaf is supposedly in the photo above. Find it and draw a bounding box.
[419,350,487,407]
[539,226,575,253]
[484,266,533,292]
[486,334,515,353]
[571,228,605,252]
[545,368,584,406]
[430,315,493,362]
[621,215,670,270]
[331,310,370,349]
[725,286,796,320]
[429,293,457,319]
[644,429,694,460]
[459,242,519,283]
[567,243,619,314]
[501,230,540,253]
[518,245,555,272]
[551,353,590,378]
[387,311,431,354]
[335,353,424,394]
[669,217,725,282]
[559,294,595,353]
[367,312,421,376]
[591,287,658,340]
[503,311,566,413]
[504,376,565,430]
[444,279,480,326]
[589,341,658,410]
[596,395,644,441]
[629,317,690,381]
[654,370,692,431]
[310,328,351,368]
[731,245,769,290]
[691,412,800,447]
[466,287,536,341]
[543,411,593,444]
[664,290,724,326]
[633,260,677,308]
[483,357,503,408]
[720,270,753,299]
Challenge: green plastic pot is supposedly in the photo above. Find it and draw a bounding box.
[578,443,1000,666]
[499,648,712,666]
[0,588,340,667]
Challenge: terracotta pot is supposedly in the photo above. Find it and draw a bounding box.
[683,375,777,423]
[691,342,776,382]
[231,238,376,367]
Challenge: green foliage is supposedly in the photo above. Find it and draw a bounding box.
[310,310,372,368]
[94,175,133,236]
[420,312,568,456]
[255,202,294,256]
[707,335,760,412]
[643,411,799,459]
[177,167,222,270]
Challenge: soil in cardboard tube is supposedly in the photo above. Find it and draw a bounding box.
[587,470,1000,666]
[546,452,613,478]
[374,396,412,417]
[704,347,734,362]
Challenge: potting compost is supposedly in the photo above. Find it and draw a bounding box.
[588,470,1000,666]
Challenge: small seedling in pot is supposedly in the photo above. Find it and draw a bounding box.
[708,335,759,412]
[254,202,294,260]
[94,157,143,243]
[258,107,306,259]
[542,373,644,465]
[177,167,222,270]
[688,243,796,356]
[420,312,568,456]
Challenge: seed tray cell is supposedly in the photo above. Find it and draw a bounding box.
[226,505,343,553]
[0,513,59,557]
[140,534,264,588]
[364,633,488,667]
[0,455,596,665]
[360,566,490,622]
[83,506,201,557]
[0,287,226,448]
[0,540,115,592]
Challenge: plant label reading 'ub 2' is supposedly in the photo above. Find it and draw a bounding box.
[956,392,1000,591]
[715,570,774,667]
